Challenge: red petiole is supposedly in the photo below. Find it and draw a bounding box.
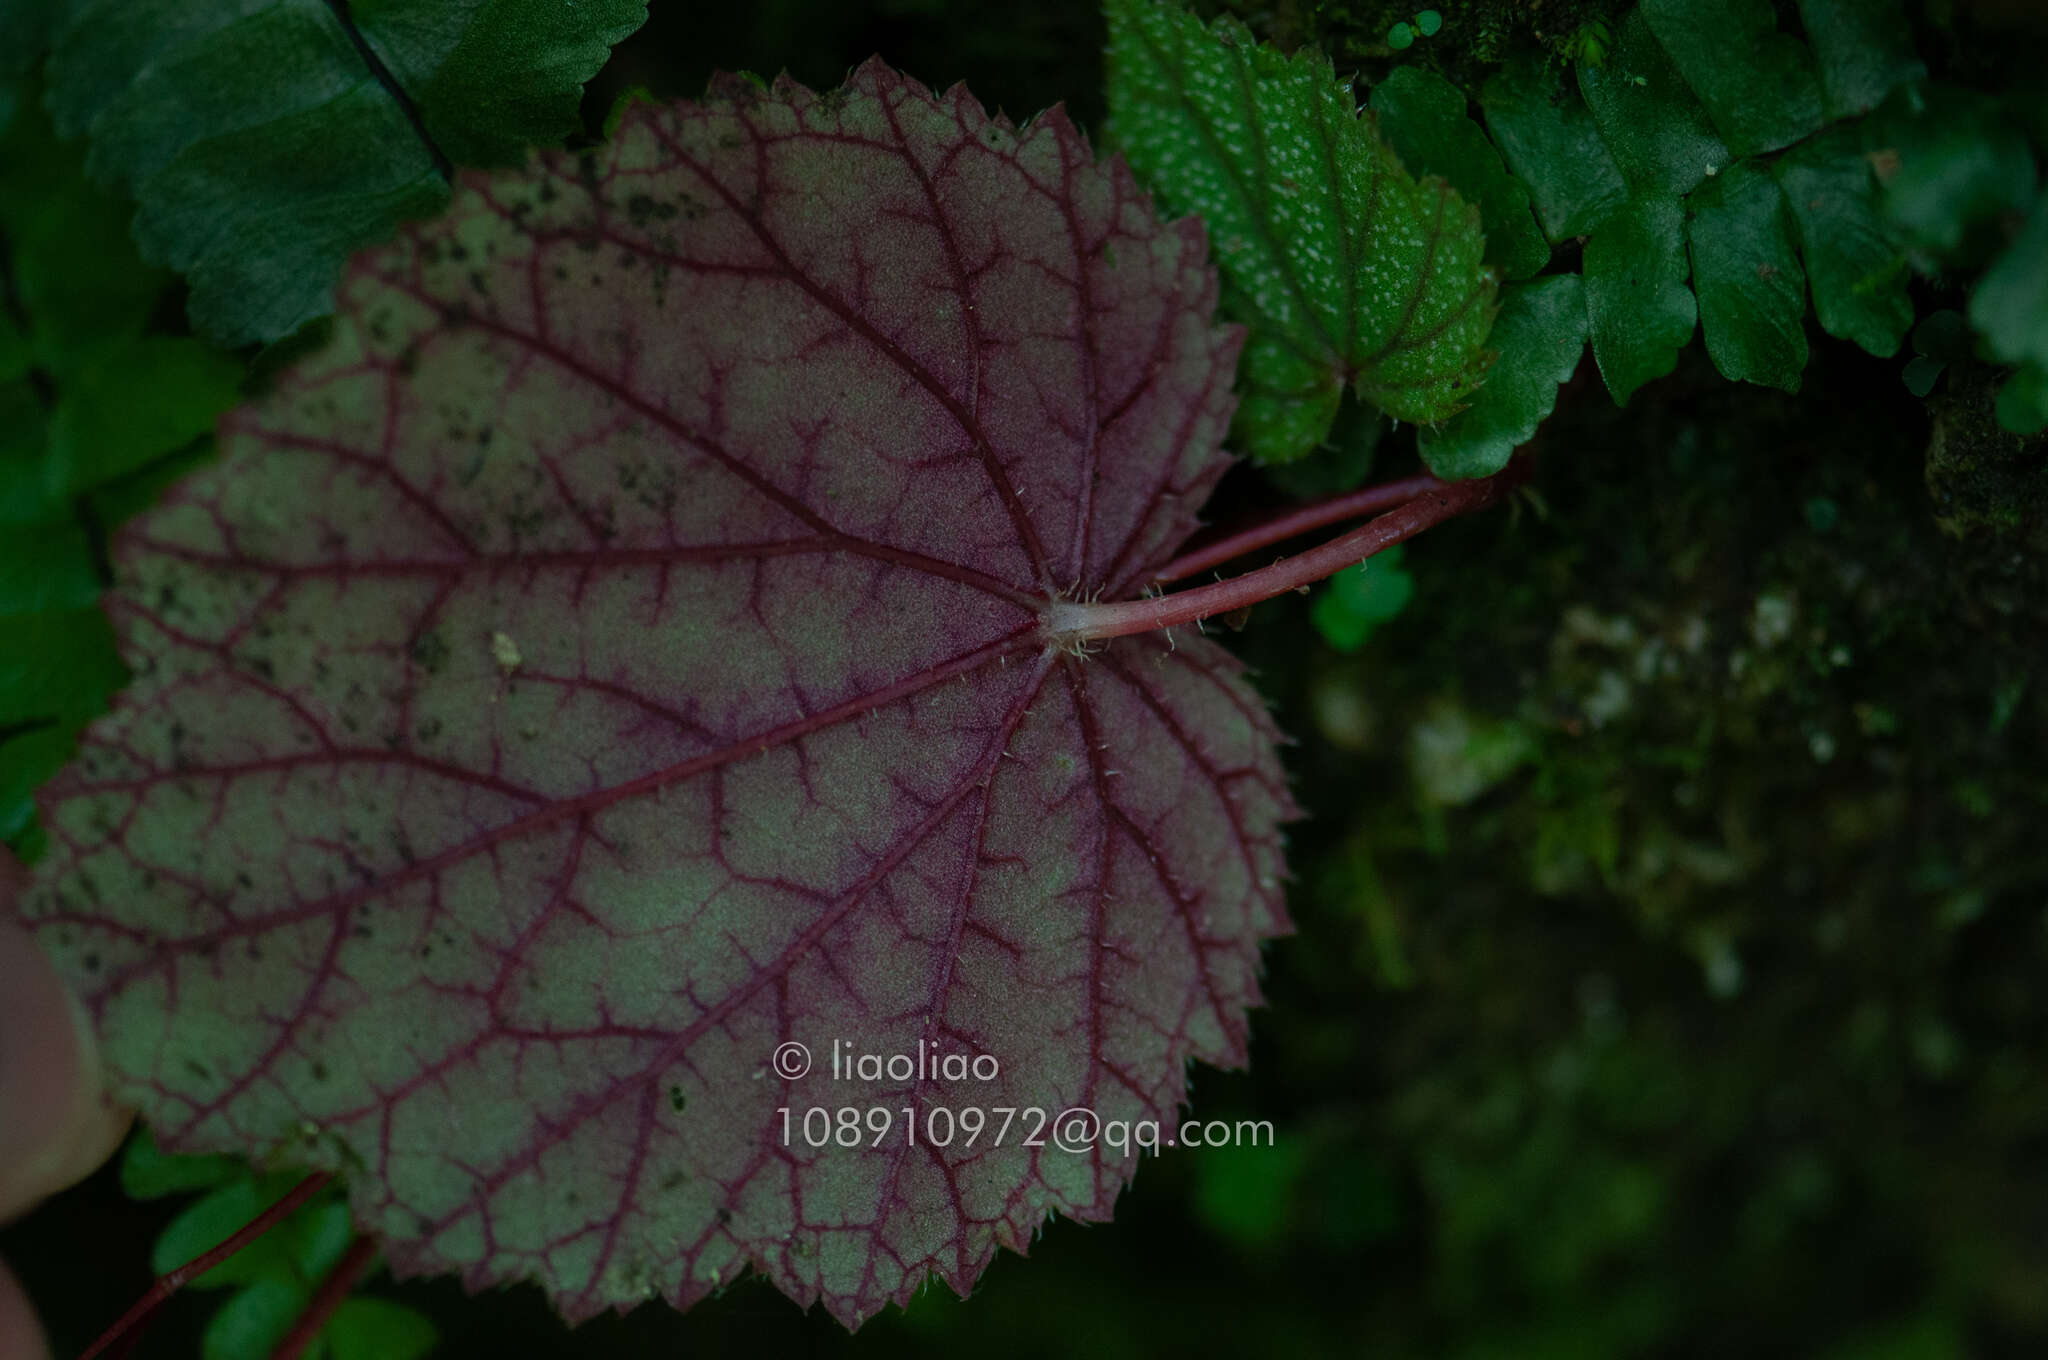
[1048,460,1526,645]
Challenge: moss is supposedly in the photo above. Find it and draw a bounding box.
[1925,361,2048,553]
[1223,340,2048,1348]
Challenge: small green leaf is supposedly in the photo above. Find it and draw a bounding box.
[1388,22,1414,50]
[1969,195,2048,372]
[1796,0,1923,119]
[202,1274,313,1360]
[46,336,242,500]
[1640,0,1825,158]
[1418,274,1587,479]
[1687,162,1808,391]
[1575,9,1729,198]
[1901,354,1944,398]
[1106,0,1498,460]
[1482,56,1628,241]
[1911,309,1968,361]
[151,1173,311,1289]
[1772,127,1912,358]
[326,1298,438,1360]
[1312,544,1414,654]
[1415,11,1442,38]
[1583,196,1696,406]
[1370,66,1549,280]
[120,1125,249,1200]
[43,0,649,346]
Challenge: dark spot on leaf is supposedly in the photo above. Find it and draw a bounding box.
[411,631,449,673]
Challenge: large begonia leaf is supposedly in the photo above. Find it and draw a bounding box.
[16,62,1296,1326]
[1105,0,1498,464]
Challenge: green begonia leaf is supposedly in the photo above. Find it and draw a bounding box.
[46,336,243,499]
[1796,0,1923,120]
[1369,66,1549,280]
[1575,9,1729,198]
[42,0,649,346]
[1583,195,1695,406]
[1772,127,1912,358]
[0,524,100,613]
[0,309,27,383]
[0,386,50,507]
[1107,0,1498,461]
[0,610,124,724]
[1687,161,1807,391]
[1482,56,1627,241]
[1641,0,1825,158]
[1418,274,1587,479]
[0,92,166,372]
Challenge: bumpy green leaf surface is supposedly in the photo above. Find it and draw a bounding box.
[1687,162,1808,391]
[1418,274,1586,480]
[1640,0,1825,159]
[1575,9,1728,199]
[1368,67,1548,280]
[1481,56,1627,242]
[18,63,1295,1326]
[1584,196,1695,406]
[1772,127,1911,357]
[42,0,649,346]
[1106,0,1497,460]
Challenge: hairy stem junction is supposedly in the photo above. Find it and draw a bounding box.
[1047,461,1526,647]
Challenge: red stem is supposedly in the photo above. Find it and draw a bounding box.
[78,1172,335,1360]
[1048,461,1526,645]
[1149,471,1444,585]
[267,1236,379,1360]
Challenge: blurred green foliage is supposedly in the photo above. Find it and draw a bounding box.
[0,87,237,854]
[122,1128,436,1360]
